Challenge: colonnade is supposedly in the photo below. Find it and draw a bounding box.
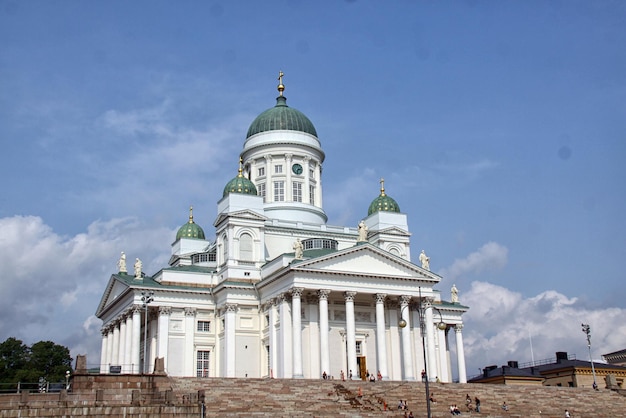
[260,288,467,383]
[100,305,173,375]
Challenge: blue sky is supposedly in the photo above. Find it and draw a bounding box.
[1,1,625,377]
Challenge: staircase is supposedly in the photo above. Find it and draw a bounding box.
[166,377,626,417]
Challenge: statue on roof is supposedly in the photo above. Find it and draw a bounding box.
[419,250,430,270]
[118,251,127,274]
[451,284,459,303]
[357,220,368,242]
[134,258,143,279]
[293,238,303,259]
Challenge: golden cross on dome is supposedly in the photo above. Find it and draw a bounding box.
[277,71,285,96]
[380,178,386,196]
[189,206,194,223]
[238,157,244,177]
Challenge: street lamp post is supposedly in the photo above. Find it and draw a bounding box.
[398,287,446,418]
[581,323,597,390]
[141,290,154,374]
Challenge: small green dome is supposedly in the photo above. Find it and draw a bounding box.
[176,207,206,240]
[223,161,258,197]
[367,179,401,215]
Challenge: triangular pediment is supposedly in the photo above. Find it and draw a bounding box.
[291,244,439,281]
[95,274,132,317]
[371,226,410,236]
[214,209,267,227]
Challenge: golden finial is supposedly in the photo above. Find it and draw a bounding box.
[238,157,244,177]
[380,178,386,196]
[189,206,195,223]
[277,71,285,96]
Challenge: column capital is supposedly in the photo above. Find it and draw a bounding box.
[374,293,387,303]
[276,293,289,303]
[184,307,197,317]
[159,306,172,316]
[400,295,412,306]
[318,289,331,300]
[290,287,304,298]
[224,303,238,313]
[132,305,143,314]
[344,291,356,302]
[454,324,464,333]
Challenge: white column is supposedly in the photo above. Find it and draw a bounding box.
[111,321,120,366]
[303,156,311,204]
[344,291,357,379]
[400,295,415,380]
[124,314,133,374]
[307,295,320,378]
[455,324,467,383]
[374,294,388,379]
[264,155,272,203]
[131,306,141,374]
[424,301,437,382]
[185,308,196,377]
[316,164,323,208]
[318,290,331,378]
[388,302,402,380]
[149,318,158,373]
[268,299,278,378]
[224,303,237,377]
[278,293,292,378]
[291,287,304,377]
[119,316,127,370]
[100,328,109,373]
[285,154,293,201]
[158,306,171,372]
[437,326,449,382]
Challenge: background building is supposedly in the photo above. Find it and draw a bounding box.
[95,76,468,382]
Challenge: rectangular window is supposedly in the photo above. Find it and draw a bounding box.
[197,350,210,378]
[309,185,315,205]
[355,341,362,356]
[258,167,265,177]
[274,164,283,174]
[309,166,315,179]
[258,183,266,202]
[197,321,211,332]
[274,181,285,202]
[293,182,302,202]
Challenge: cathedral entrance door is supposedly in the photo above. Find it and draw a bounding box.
[357,356,367,380]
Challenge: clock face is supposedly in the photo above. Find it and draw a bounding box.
[292,163,303,175]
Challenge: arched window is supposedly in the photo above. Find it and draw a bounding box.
[222,234,228,263]
[239,233,253,261]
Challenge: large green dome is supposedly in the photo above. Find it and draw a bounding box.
[176,207,206,240]
[246,95,318,138]
[223,163,258,197]
[367,180,401,215]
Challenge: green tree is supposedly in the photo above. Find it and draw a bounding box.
[0,337,29,382]
[0,338,72,383]
[28,341,72,382]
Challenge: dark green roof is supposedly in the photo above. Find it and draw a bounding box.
[246,96,317,138]
[176,207,206,240]
[368,194,401,215]
[223,173,258,197]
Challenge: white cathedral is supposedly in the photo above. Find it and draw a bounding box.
[96,74,469,383]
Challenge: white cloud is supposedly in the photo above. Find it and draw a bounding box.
[0,215,174,364]
[462,281,626,377]
[438,241,509,282]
